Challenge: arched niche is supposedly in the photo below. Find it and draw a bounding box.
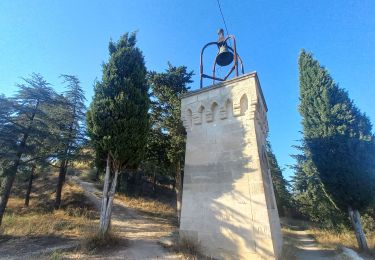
[225,98,233,118]
[210,101,219,122]
[197,105,205,124]
[240,94,248,116]
[186,109,192,128]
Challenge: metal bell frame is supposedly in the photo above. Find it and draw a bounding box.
[199,31,244,88]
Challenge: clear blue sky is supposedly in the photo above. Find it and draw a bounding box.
[1,0,374,179]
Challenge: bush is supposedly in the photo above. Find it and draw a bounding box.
[82,231,124,252]
[362,213,375,233]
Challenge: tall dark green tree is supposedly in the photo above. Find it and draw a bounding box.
[86,108,106,180]
[148,64,193,223]
[297,50,375,251]
[266,142,292,217]
[87,33,149,236]
[0,73,55,226]
[54,75,86,209]
[292,151,347,228]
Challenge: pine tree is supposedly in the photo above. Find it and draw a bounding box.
[148,64,193,223]
[54,75,86,209]
[87,33,149,236]
[266,142,292,217]
[0,73,56,226]
[142,128,171,191]
[297,50,375,251]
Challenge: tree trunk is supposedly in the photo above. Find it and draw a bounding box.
[95,168,100,181]
[99,154,119,237]
[152,171,156,192]
[175,161,183,225]
[348,206,369,252]
[0,102,37,226]
[24,164,36,207]
[123,170,128,194]
[99,154,111,233]
[0,167,18,226]
[54,159,66,209]
[0,134,27,226]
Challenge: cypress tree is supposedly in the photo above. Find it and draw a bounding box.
[292,151,348,228]
[87,33,149,236]
[298,50,375,251]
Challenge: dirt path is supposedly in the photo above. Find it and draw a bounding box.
[281,219,356,260]
[290,230,337,260]
[69,177,182,260]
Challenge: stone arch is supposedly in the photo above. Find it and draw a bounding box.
[197,104,205,124]
[186,108,192,128]
[240,94,248,116]
[210,101,219,122]
[197,104,205,113]
[225,98,233,118]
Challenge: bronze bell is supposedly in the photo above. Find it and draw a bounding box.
[216,29,234,67]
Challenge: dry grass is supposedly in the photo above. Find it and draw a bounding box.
[81,230,125,252]
[1,206,96,238]
[173,236,205,260]
[0,176,98,239]
[79,168,98,182]
[115,193,176,220]
[281,228,298,260]
[310,228,375,255]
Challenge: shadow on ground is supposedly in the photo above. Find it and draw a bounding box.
[0,235,77,259]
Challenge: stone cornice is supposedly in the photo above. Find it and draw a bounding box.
[182,71,268,112]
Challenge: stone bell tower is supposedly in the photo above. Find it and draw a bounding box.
[180,72,282,259]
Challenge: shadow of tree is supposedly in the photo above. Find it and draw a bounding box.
[180,79,282,259]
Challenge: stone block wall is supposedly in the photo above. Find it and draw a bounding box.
[180,72,282,259]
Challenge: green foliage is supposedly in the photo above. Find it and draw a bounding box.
[53,74,87,209]
[266,142,293,217]
[292,151,348,228]
[58,75,87,161]
[146,64,193,176]
[294,50,375,228]
[0,74,57,168]
[362,206,375,233]
[143,129,171,177]
[307,136,375,212]
[298,50,372,140]
[86,108,106,173]
[87,32,149,170]
[0,73,61,225]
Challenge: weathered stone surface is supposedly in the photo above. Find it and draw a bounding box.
[180,72,282,259]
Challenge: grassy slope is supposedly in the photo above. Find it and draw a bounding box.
[311,228,375,255]
[0,172,98,239]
